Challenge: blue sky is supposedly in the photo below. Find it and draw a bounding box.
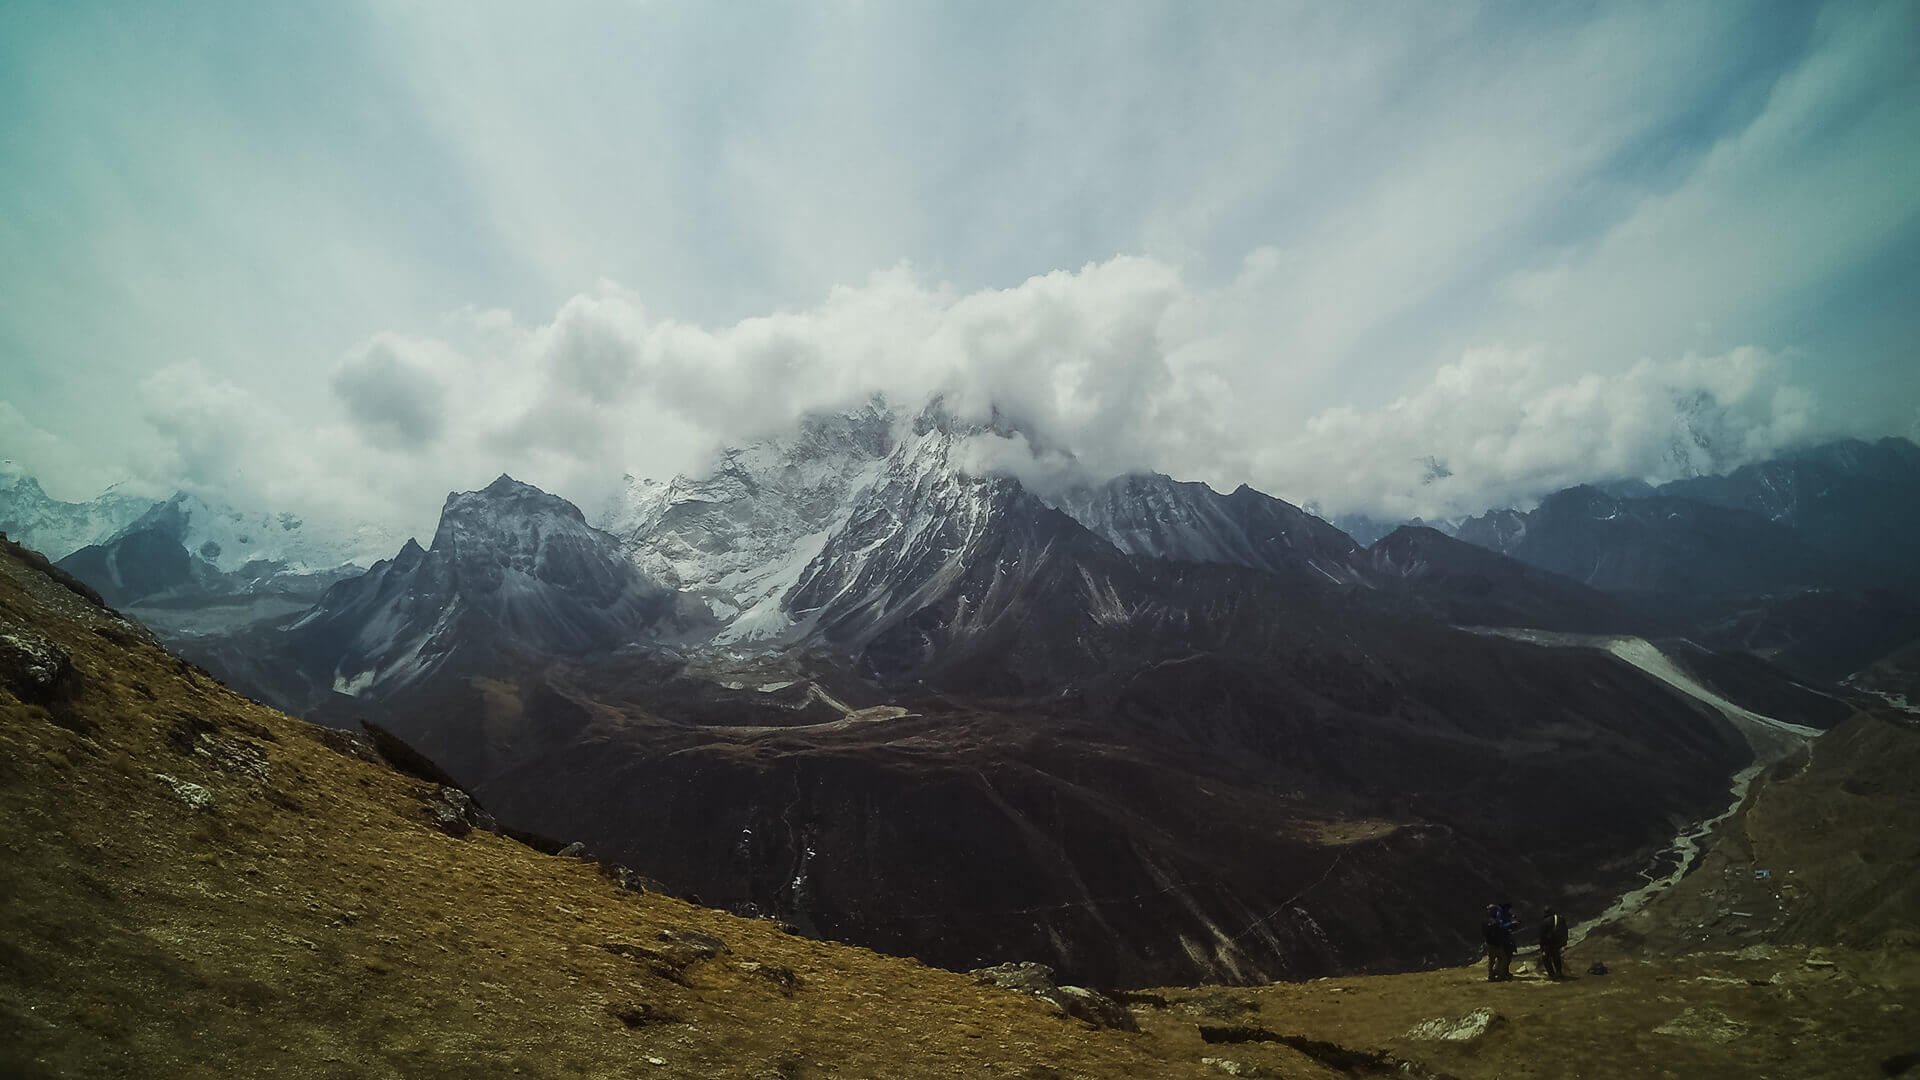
[2,1,1916,532]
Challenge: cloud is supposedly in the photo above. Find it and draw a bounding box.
[0,401,143,502]
[1263,347,1823,520]
[331,335,452,449]
[272,260,1844,532]
[2,255,1860,550]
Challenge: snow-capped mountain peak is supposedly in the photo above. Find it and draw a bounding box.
[290,476,680,700]
[595,400,899,639]
[109,491,399,576]
[0,467,157,560]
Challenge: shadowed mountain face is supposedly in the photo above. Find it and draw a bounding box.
[1455,485,1840,595]
[1363,525,1632,632]
[1056,473,1365,585]
[1448,437,1920,683]
[1659,437,1920,590]
[189,476,687,715]
[385,584,1753,987]
[55,526,194,609]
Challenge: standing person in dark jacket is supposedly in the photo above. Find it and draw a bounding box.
[1539,906,1569,980]
[1482,904,1515,981]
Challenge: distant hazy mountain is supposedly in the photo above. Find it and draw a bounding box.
[50,490,399,636]
[0,465,155,560]
[1453,436,1920,595]
[1657,437,1920,590]
[1446,436,1920,682]
[1454,484,1839,594]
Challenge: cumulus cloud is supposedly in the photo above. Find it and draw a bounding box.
[0,401,146,502]
[1261,347,1822,520]
[0,254,1863,549]
[331,336,453,449]
[245,260,1842,535]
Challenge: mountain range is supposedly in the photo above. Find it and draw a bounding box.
[0,471,399,640]
[6,403,1915,984]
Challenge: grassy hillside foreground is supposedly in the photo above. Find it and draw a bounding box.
[3,537,1917,1079]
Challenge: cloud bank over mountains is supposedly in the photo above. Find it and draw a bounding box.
[9,259,1838,541]
[2,1,1915,538]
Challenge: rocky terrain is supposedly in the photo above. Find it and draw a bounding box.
[3,536,1914,1079]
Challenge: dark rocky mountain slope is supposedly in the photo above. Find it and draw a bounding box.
[173,418,1885,987]
[1055,472,1365,585]
[188,475,687,717]
[202,466,1810,986]
[1449,438,1920,685]
[1455,484,1842,595]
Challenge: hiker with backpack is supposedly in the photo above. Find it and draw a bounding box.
[1539,905,1569,979]
[1482,903,1516,981]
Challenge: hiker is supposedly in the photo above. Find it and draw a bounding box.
[1481,904,1515,981]
[1539,906,1569,980]
[1496,901,1519,978]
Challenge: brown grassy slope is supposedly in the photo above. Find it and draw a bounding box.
[1126,941,1918,1080]
[0,543,1246,1080]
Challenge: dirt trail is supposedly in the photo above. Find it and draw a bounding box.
[1471,629,1819,941]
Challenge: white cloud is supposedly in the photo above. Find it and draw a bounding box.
[0,254,1863,548]
[0,401,144,502]
[331,335,454,449]
[259,261,1842,534]
[1262,346,1824,521]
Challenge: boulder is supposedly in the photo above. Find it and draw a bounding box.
[0,623,73,704]
[1654,1006,1748,1044]
[970,962,1139,1032]
[423,785,497,837]
[153,772,214,811]
[1406,1007,1501,1041]
[600,863,659,894]
[655,928,729,959]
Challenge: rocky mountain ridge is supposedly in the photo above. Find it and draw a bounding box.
[270,475,684,705]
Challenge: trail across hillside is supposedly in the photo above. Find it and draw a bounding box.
[1471,629,1820,941]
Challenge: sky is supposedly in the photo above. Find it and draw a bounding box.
[2,0,1917,538]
